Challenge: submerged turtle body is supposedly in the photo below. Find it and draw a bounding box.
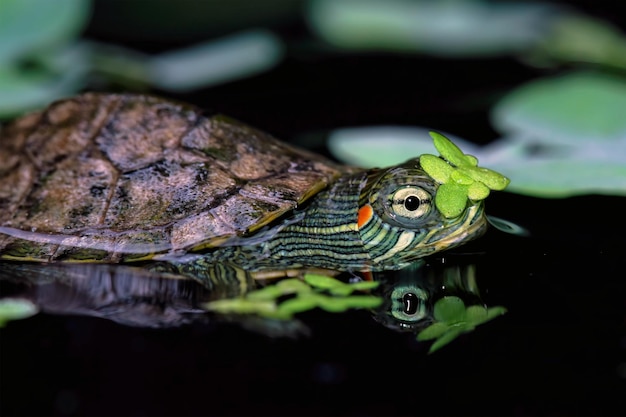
[0,93,487,278]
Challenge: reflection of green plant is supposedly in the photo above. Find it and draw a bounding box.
[417,296,506,353]
[420,132,510,218]
[0,298,38,327]
[205,274,381,320]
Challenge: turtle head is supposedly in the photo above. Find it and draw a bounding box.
[356,158,487,271]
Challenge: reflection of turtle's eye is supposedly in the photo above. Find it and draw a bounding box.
[390,286,429,322]
[403,292,419,315]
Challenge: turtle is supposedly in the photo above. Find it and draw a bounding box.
[0,93,487,285]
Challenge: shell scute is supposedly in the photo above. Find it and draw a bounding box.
[103,160,238,231]
[96,95,201,172]
[27,95,115,173]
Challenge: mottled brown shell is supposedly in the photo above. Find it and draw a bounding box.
[0,93,351,262]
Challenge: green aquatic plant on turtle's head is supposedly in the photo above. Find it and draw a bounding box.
[417,296,507,353]
[420,132,510,218]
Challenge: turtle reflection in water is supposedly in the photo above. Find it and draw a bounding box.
[0,256,492,338]
[372,259,484,332]
[0,93,489,288]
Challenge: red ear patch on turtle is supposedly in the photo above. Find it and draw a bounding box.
[357,204,373,229]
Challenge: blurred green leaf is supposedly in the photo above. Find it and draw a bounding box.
[247,278,311,301]
[0,44,89,118]
[204,298,278,315]
[489,158,626,198]
[316,294,382,312]
[304,273,379,296]
[148,30,284,92]
[0,0,90,62]
[487,71,626,197]
[0,298,38,327]
[304,274,345,290]
[327,126,464,168]
[308,0,554,56]
[277,296,319,316]
[246,282,288,300]
[206,274,381,320]
[530,14,626,71]
[348,281,381,291]
[0,2,284,116]
[0,0,90,118]
[277,278,312,293]
[492,71,626,144]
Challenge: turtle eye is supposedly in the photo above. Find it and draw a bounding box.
[390,186,432,219]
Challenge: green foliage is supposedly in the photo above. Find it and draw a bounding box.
[307,0,552,56]
[417,296,507,353]
[531,14,626,71]
[205,274,381,320]
[0,0,91,118]
[493,71,626,143]
[0,0,90,62]
[304,274,379,295]
[420,132,510,218]
[489,71,626,197]
[0,1,285,118]
[308,0,626,72]
[0,298,38,327]
[148,30,284,92]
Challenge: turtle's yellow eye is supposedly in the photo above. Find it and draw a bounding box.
[390,187,432,219]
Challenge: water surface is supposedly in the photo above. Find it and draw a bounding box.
[1,193,624,416]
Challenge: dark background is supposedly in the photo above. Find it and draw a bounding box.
[2,1,626,415]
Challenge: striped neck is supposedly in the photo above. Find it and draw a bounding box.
[254,171,371,271]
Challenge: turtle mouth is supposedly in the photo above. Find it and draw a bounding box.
[370,202,487,271]
[427,202,488,253]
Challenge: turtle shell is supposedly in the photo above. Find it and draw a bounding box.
[0,93,353,262]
